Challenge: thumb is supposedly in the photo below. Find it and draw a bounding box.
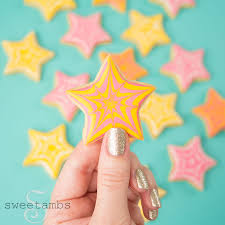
[92,128,131,224]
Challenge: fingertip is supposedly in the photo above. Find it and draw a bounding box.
[76,139,102,153]
[130,153,149,193]
[102,128,130,158]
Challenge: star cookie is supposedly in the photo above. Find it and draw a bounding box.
[140,92,183,138]
[24,0,76,21]
[122,10,170,56]
[24,124,74,178]
[161,44,210,92]
[62,13,112,58]
[150,0,195,18]
[93,0,126,13]
[168,136,216,190]
[99,48,148,80]
[193,88,225,137]
[43,71,89,121]
[2,32,54,82]
[67,55,155,144]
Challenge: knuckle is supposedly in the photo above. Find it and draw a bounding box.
[99,166,130,189]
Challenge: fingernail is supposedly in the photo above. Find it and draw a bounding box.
[150,188,161,208]
[149,209,158,220]
[107,128,126,156]
[135,169,149,190]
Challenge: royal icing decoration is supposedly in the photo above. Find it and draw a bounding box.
[99,48,148,80]
[43,71,89,121]
[62,13,112,58]
[24,0,76,21]
[150,0,195,18]
[122,10,170,56]
[168,136,216,190]
[67,56,155,144]
[193,88,225,137]
[2,32,54,82]
[93,0,126,13]
[161,44,210,92]
[24,125,74,179]
[140,92,183,138]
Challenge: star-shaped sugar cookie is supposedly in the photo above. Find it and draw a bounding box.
[67,55,155,144]
[122,10,170,56]
[140,92,183,138]
[24,124,74,178]
[193,88,225,137]
[168,136,216,190]
[150,0,195,18]
[99,48,148,80]
[62,13,112,58]
[2,32,54,82]
[93,0,126,13]
[43,71,89,121]
[161,44,210,92]
[24,0,76,21]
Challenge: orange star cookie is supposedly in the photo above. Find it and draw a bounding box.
[99,48,148,80]
[122,10,170,56]
[140,92,183,138]
[2,32,54,82]
[24,125,74,178]
[93,0,126,13]
[193,88,225,137]
[24,0,76,21]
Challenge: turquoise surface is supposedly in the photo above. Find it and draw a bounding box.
[0,0,225,224]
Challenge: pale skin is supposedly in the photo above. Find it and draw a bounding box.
[44,129,160,225]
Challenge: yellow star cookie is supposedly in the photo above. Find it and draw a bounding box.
[2,32,54,82]
[24,0,76,21]
[93,0,126,13]
[122,10,170,56]
[140,93,183,138]
[158,187,167,198]
[23,124,74,179]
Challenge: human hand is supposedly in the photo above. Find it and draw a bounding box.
[44,128,161,225]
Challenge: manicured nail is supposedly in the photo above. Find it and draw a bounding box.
[150,188,161,208]
[136,169,149,190]
[149,209,158,220]
[107,128,126,156]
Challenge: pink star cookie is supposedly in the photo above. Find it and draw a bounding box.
[62,13,112,58]
[43,71,89,121]
[168,136,216,191]
[161,44,210,92]
[150,0,195,18]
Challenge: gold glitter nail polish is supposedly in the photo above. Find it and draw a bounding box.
[108,128,126,156]
[150,188,161,208]
[136,168,149,189]
[149,209,157,220]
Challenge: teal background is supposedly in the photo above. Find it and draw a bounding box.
[0,0,225,224]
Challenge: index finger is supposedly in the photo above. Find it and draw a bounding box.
[51,140,101,201]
